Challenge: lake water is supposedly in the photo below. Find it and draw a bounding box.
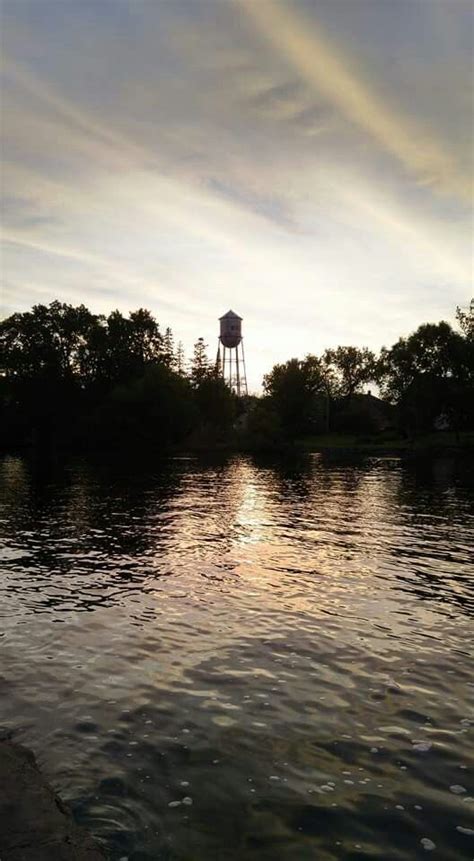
[0,452,473,860]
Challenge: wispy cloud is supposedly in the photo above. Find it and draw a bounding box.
[2,56,154,169]
[240,0,471,201]
[1,0,472,388]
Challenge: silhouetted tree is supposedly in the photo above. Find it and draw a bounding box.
[0,301,103,445]
[243,399,284,451]
[323,346,377,400]
[93,364,196,448]
[263,356,327,438]
[0,302,173,448]
[176,341,186,376]
[456,299,474,340]
[188,338,236,433]
[0,301,102,382]
[103,308,163,384]
[194,375,236,431]
[2,299,473,452]
[163,327,176,369]
[379,322,470,402]
[379,321,474,435]
[191,338,211,387]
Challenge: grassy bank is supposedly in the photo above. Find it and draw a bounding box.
[295,431,474,454]
[2,431,473,461]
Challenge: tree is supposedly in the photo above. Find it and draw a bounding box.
[243,399,284,451]
[456,299,474,340]
[3,297,473,452]
[93,364,197,449]
[194,374,236,431]
[263,356,327,438]
[99,308,164,385]
[0,301,104,445]
[129,308,163,365]
[188,337,235,433]
[379,321,474,435]
[323,346,377,400]
[103,310,133,384]
[0,301,174,448]
[0,301,103,382]
[176,341,186,376]
[191,338,211,387]
[163,327,177,369]
[379,322,470,402]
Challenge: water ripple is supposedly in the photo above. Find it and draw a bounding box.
[0,452,473,859]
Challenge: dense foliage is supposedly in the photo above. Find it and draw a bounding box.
[1,299,472,451]
[255,303,473,445]
[0,301,236,450]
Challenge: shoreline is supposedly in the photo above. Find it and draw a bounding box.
[0,738,106,860]
[1,432,473,461]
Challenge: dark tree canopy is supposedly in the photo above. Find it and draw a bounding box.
[378,322,473,402]
[191,337,211,387]
[378,320,474,435]
[0,301,235,450]
[263,356,328,437]
[456,300,474,340]
[323,346,377,400]
[1,299,473,451]
[163,327,176,370]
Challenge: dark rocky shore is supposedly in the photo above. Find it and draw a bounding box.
[0,740,105,860]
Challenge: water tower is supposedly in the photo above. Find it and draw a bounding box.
[217,310,248,396]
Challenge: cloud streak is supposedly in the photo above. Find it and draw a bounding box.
[240,0,470,201]
[1,0,472,389]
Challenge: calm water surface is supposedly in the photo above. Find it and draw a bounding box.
[0,453,473,860]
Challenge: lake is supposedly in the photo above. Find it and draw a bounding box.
[0,452,473,860]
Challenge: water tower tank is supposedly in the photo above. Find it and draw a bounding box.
[219,310,242,349]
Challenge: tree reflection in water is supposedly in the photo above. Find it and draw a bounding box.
[0,453,473,860]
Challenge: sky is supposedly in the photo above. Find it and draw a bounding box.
[1,0,473,390]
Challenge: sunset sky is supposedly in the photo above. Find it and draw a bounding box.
[1,0,472,390]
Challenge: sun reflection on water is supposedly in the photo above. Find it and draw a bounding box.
[0,453,473,860]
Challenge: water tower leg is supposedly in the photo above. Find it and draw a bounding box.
[240,340,248,396]
[236,346,241,397]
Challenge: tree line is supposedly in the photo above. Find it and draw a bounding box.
[253,302,473,446]
[0,299,473,452]
[0,302,235,450]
